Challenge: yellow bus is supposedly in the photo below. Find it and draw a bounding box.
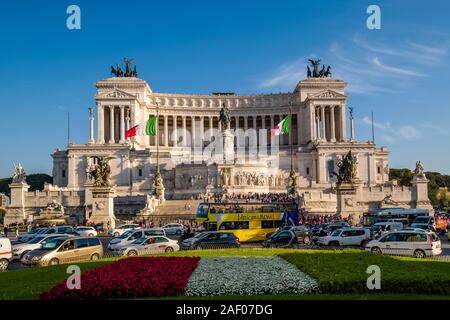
[195,202,299,242]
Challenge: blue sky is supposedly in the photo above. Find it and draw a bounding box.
[0,0,449,177]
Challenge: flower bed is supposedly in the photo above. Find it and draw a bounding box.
[185,256,318,296]
[40,256,200,300]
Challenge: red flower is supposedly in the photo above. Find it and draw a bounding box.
[40,256,200,300]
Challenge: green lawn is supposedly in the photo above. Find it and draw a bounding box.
[1,248,449,300]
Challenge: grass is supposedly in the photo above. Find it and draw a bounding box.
[281,250,450,295]
[1,248,449,299]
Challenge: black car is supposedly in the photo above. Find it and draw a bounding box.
[263,230,298,248]
[180,232,240,250]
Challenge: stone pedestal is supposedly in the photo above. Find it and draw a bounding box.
[411,176,433,214]
[223,129,234,164]
[336,182,361,225]
[90,187,116,229]
[4,182,30,225]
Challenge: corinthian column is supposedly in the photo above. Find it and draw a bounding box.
[89,107,95,144]
[330,106,336,142]
[320,106,326,142]
[173,115,177,147]
[182,116,187,147]
[119,106,125,144]
[109,106,115,144]
[97,104,105,144]
[164,115,169,147]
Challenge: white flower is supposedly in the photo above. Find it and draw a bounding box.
[185,256,318,296]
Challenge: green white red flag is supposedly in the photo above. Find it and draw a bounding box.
[126,116,157,138]
[270,115,290,139]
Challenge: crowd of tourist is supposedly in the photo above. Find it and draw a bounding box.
[203,192,295,204]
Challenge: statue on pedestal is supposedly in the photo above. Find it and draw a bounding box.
[12,163,26,183]
[88,157,114,187]
[413,161,426,179]
[332,150,358,185]
[219,102,230,130]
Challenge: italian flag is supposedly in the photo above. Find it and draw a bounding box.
[125,116,157,138]
[270,115,290,139]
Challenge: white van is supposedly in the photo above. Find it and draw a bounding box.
[365,230,442,258]
[0,237,12,271]
[317,228,371,246]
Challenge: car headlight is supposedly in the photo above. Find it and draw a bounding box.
[31,256,42,262]
[13,248,21,253]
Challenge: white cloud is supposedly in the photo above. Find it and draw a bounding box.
[360,116,432,144]
[371,57,424,77]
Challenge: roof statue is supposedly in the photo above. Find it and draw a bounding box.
[307,59,332,78]
[111,58,137,78]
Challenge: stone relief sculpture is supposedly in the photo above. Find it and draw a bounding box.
[12,163,26,183]
[88,156,114,187]
[382,194,399,206]
[232,171,286,187]
[414,161,425,178]
[44,200,65,214]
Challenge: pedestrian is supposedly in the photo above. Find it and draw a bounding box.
[3,225,8,237]
[15,225,20,238]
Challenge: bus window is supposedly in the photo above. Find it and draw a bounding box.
[219,221,249,230]
[196,204,209,218]
[261,221,274,229]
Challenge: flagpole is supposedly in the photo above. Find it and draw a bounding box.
[288,99,296,197]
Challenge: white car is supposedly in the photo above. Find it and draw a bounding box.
[108,224,140,237]
[365,230,442,258]
[317,228,370,246]
[107,229,145,251]
[120,236,180,256]
[75,226,98,237]
[162,223,185,235]
[12,234,72,261]
[370,222,403,238]
[0,237,12,271]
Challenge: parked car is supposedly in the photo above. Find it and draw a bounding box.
[317,228,370,246]
[263,230,298,248]
[0,237,12,271]
[12,234,72,261]
[22,236,103,266]
[181,232,240,250]
[413,216,434,226]
[107,229,144,251]
[410,223,435,232]
[42,226,78,236]
[17,227,49,243]
[108,224,140,237]
[310,223,330,236]
[365,230,442,258]
[281,225,311,244]
[75,226,98,237]
[370,222,403,237]
[120,236,180,256]
[162,223,185,235]
[313,223,351,238]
